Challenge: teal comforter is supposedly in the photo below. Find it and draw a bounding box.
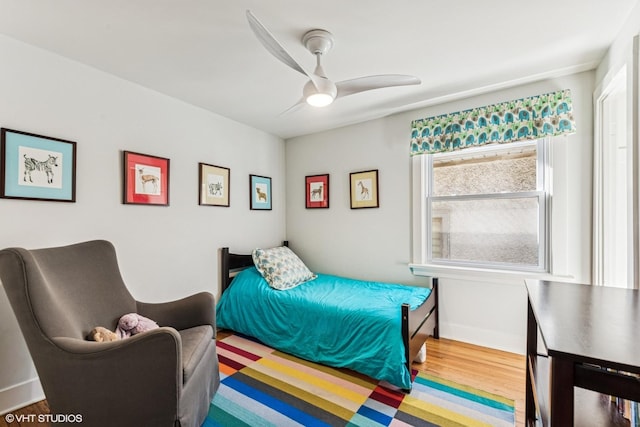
[215,267,432,389]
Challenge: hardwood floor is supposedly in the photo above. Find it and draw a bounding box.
[0,336,526,427]
[416,336,526,427]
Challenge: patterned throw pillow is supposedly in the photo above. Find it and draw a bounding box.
[252,246,317,290]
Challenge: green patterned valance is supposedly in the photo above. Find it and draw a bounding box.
[410,89,576,155]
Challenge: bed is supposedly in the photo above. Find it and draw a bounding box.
[216,243,439,391]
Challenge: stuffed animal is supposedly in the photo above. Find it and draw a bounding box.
[116,313,159,339]
[87,326,119,342]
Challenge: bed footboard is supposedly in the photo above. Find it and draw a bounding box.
[402,277,439,381]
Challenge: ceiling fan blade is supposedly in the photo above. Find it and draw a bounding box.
[246,10,319,88]
[336,74,421,98]
[278,97,306,116]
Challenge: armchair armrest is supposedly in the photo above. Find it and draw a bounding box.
[136,291,215,331]
[50,328,181,426]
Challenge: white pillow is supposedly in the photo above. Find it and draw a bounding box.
[252,246,317,290]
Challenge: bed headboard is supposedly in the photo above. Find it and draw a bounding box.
[220,241,288,293]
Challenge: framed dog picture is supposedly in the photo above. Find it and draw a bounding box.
[249,174,271,210]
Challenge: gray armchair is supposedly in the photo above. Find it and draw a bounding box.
[0,240,219,427]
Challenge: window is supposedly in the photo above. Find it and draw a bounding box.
[422,139,549,272]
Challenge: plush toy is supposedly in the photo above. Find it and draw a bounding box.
[116,313,159,339]
[87,326,119,342]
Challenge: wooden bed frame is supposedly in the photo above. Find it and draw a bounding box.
[219,242,439,386]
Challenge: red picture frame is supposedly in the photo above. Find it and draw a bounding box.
[305,174,329,209]
[123,151,169,206]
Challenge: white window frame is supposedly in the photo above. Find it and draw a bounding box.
[592,40,639,289]
[411,139,551,275]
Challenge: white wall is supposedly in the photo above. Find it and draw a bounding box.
[286,71,594,354]
[0,35,286,413]
[596,0,640,86]
[286,118,422,285]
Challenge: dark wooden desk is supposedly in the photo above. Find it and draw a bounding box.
[525,280,640,426]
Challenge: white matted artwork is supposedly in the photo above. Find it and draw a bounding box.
[135,164,162,195]
[18,146,64,189]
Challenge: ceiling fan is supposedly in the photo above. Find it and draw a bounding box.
[246,10,421,111]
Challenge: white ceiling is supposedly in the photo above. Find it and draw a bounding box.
[0,1,637,139]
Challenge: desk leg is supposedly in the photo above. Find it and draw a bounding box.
[550,357,574,426]
[525,300,537,424]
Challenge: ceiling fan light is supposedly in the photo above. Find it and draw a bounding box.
[306,92,334,107]
[302,78,336,108]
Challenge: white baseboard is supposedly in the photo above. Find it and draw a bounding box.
[439,321,526,355]
[0,377,44,415]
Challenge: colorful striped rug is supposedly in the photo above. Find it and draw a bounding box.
[203,334,515,427]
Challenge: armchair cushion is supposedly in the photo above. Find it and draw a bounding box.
[179,325,213,384]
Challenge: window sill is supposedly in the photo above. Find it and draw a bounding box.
[409,263,575,285]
